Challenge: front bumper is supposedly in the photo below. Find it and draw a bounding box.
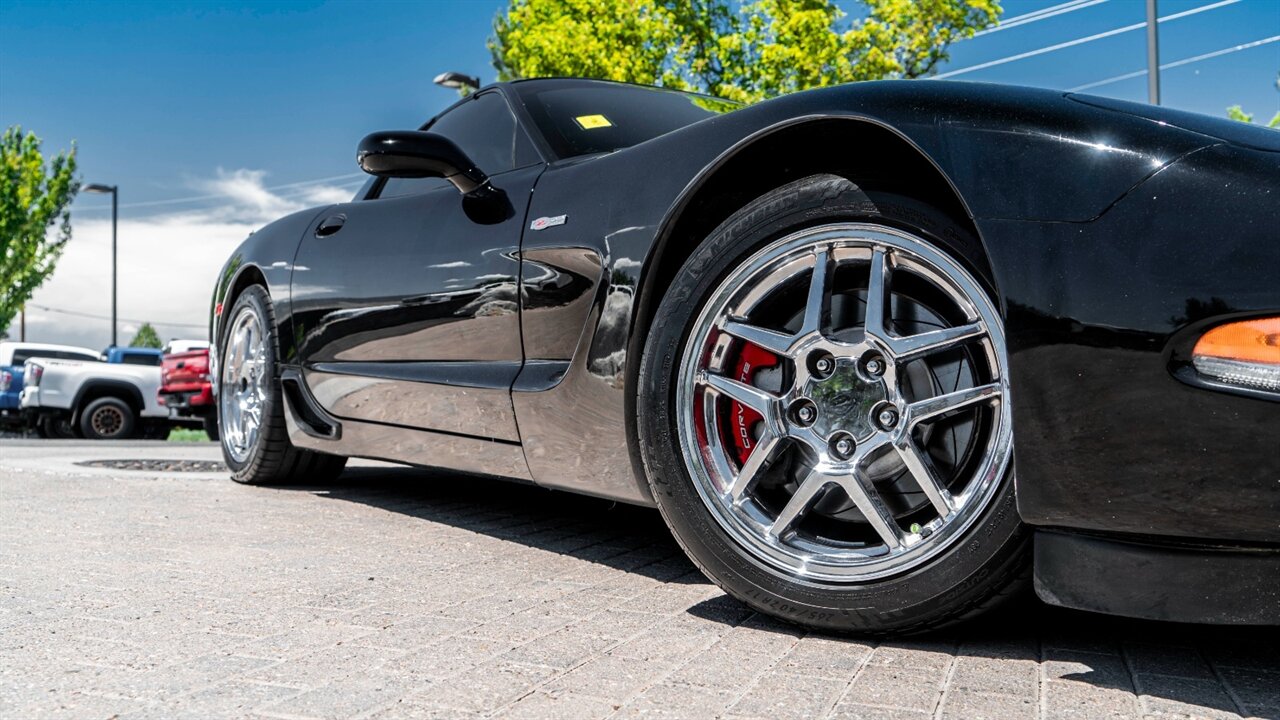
[1034,530,1280,625]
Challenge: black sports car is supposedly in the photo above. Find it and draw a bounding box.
[210,78,1280,634]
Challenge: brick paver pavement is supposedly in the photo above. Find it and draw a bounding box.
[1,440,1277,719]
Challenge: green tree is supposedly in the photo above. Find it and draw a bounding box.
[129,322,162,349]
[489,0,1001,103]
[0,126,79,336]
[1227,104,1280,129]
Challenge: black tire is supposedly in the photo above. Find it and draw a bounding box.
[41,414,79,439]
[78,397,136,440]
[637,174,1028,635]
[140,422,171,440]
[202,414,220,442]
[218,285,347,485]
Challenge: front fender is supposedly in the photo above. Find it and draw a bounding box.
[209,205,335,380]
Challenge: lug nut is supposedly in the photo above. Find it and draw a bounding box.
[795,403,817,425]
[877,407,899,430]
[814,357,834,376]
[830,434,856,460]
[864,357,885,376]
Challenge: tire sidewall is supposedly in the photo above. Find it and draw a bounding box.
[637,175,1026,633]
[218,286,281,479]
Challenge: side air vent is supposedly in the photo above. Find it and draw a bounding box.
[279,371,341,440]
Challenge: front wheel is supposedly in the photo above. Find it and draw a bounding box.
[638,175,1027,634]
[218,285,346,484]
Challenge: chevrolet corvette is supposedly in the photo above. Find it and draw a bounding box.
[210,78,1280,633]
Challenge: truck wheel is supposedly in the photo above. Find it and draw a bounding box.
[41,414,79,439]
[79,397,136,440]
[202,414,220,441]
[140,422,171,440]
[219,285,347,484]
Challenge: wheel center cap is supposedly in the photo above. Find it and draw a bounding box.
[805,360,886,442]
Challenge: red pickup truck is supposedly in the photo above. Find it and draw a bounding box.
[158,342,218,439]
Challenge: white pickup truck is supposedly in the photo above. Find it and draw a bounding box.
[20,357,172,439]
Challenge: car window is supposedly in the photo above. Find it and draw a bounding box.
[513,81,739,159]
[379,92,526,200]
[120,353,161,366]
[11,349,97,364]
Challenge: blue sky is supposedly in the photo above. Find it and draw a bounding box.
[0,0,1277,346]
[2,0,1277,215]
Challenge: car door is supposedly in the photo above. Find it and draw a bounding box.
[290,90,543,441]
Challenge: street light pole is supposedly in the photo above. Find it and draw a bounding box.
[1146,0,1161,105]
[83,183,119,347]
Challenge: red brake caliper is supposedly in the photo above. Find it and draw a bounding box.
[728,343,780,464]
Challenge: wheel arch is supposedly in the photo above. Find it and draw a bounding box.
[72,381,144,424]
[217,264,269,347]
[624,116,997,478]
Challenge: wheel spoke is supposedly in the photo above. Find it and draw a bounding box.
[720,320,794,356]
[906,383,1001,425]
[768,469,828,538]
[891,321,985,362]
[894,440,955,518]
[729,431,781,503]
[863,248,889,338]
[700,372,775,417]
[833,466,904,549]
[798,248,832,337]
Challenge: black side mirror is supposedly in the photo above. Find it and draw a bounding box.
[357,131,489,194]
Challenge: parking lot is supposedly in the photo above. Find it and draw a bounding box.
[1,439,1277,720]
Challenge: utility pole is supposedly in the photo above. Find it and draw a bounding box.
[1146,0,1161,105]
[19,306,25,341]
[83,183,119,346]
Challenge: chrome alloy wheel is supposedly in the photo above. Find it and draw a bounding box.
[220,305,268,464]
[676,224,1012,583]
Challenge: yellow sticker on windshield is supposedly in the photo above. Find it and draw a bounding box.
[574,114,613,129]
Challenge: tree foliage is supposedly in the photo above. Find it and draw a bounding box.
[0,126,78,336]
[490,0,1000,103]
[1227,104,1280,129]
[129,322,162,349]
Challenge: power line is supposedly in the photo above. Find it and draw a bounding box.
[935,0,1242,79]
[1070,34,1280,92]
[24,303,206,330]
[973,0,1109,37]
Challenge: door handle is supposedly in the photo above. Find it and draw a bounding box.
[315,214,346,238]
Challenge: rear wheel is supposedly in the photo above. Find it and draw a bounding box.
[202,414,220,441]
[41,414,79,439]
[79,397,136,440]
[638,175,1027,634]
[218,285,346,484]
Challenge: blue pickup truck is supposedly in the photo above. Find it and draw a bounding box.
[0,342,162,434]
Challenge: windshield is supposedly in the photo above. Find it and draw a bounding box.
[513,80,739,159]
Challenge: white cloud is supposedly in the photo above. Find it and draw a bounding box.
[14,169,356,349]
[194,168,304,223]
[296,184,359,206]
